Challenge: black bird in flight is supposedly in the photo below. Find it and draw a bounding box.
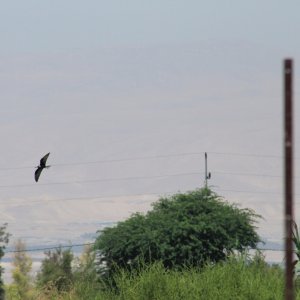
[35,152,50,182]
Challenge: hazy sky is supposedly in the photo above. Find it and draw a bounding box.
[1,1,299,52]
[0,1,300,253]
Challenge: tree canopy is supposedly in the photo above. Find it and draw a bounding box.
[10,239,33,300]
[94,188,261,274]
[36,247,73,292]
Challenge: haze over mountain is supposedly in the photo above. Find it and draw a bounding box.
[0,2,299,265]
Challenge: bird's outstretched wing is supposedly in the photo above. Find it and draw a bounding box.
[35,167,43,182]
[40,152,50,167]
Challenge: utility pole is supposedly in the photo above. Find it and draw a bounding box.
[284,58,294,300]
[204,152,211,188]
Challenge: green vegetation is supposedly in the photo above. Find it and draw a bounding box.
[9,239,33,300]
[36,247,74,292]
[94,188,261,275]
[4,188,300,299]
[293,221,300,263]
[0,223,10,300]
[100,255,284,300]
[5,254,293,300]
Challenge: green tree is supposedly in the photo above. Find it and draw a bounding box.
[94,188,261,274]
[0,223,10,300]
[36,247,73,292]
[73,244,97,281]
[10,239,33,300]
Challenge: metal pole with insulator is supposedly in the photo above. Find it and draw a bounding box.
[205,152,208,188]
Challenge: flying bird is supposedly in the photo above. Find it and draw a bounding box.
[35,152,50,182]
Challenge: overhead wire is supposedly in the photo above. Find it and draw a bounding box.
[213,171,283,178]
[0,171,203,189]
[208,151,283,159]
[4,187,300,208]
[0,150,295,245]
[0,152,206,171]
[1,191,181,206]
[0,149,294,172]
[214,188,283,196]
[5,242,95,253]
[4,242,284,254]
[0,167,293,190]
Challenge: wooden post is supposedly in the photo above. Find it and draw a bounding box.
[284,58,294,300]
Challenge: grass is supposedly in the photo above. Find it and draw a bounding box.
[5,254,296,300]
[103,255,284,300]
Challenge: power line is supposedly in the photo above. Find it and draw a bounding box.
[215,188,283,196]
[0,167,294,190]
[214,171,283,178]
[4,187,300,209]
[0,171,203,189]
[1,191,179,206]
[0,152,206,171]
[209,151,283,159]
[5,242,95,253]
[0,180,296,206]
[5,242,284,254]
[0,150,296,172]
[53,152,205,167]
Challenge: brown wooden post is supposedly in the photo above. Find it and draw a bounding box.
[284,58,294,300]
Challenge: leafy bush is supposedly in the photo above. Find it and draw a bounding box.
[95,188,261,274]
[9,239,33,300]
[36,247,74,292]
